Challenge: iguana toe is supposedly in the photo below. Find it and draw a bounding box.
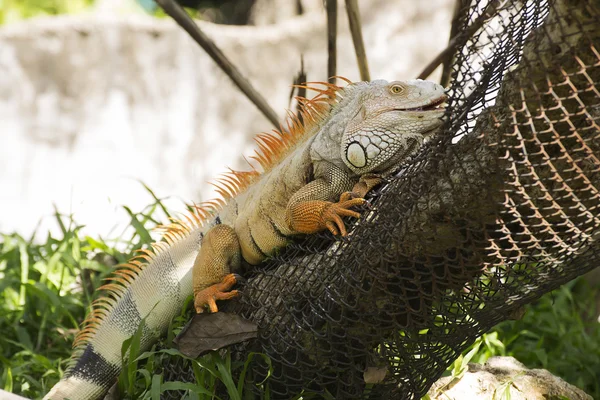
[194,273,240,314]
[322,198,365,236]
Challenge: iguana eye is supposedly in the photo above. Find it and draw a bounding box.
[389,84,405,95]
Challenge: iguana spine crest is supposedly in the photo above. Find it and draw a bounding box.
[68,80,342,366]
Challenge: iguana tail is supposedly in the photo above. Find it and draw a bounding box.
[44,220,206,400]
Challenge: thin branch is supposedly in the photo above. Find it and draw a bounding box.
[418,0,500,80]
[326,0,338,84]
[289,56,307,125]
[440,0,468,87]
[345,0,370,81]
[296,0,304,15]
[154,0,280,128]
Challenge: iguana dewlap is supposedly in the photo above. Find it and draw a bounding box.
[44,79,446,400]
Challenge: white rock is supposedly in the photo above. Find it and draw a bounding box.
[428,356,592,400]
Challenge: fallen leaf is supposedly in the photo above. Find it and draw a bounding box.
[174,312,258,358]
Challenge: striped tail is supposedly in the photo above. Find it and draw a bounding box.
[44,226,204,400]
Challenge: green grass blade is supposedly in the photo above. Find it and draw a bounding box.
[123,206,153,245]
[215,353,240,400]
[151,374,161,400]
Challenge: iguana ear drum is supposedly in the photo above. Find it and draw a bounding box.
[346,142,367,168]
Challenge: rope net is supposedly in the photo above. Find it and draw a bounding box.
[163,0,600,398]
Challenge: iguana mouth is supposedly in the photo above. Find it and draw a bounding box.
[402,95,448,111]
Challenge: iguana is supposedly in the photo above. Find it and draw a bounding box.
[44,78,446,400]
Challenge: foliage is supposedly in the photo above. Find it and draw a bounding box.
[0,190,275,399]
[496,279,600,397]
[1,192,599,399]
[0,216,110,397]
[0,188,169,397]
[0,0,94,25]
[0,0,206,25]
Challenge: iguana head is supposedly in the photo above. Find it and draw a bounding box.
[340,79,446,175]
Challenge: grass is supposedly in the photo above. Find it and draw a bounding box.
[0,193,168,397]
[0,193,276,399]
[495,279,600,397]
[0,0,94,24]
[0,219,108,397]
[1,194,599,399]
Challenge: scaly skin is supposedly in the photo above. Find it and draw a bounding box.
[192,79,446,313]
[45,79,446,400]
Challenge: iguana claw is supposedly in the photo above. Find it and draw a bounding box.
[322,197,365,236]
[194,273,239,314]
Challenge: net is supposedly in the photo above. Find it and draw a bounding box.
[163,0,600,398]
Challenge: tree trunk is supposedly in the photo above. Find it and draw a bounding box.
[220,0,600,398]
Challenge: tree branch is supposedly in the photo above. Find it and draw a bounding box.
[155,0,281,128]
[345,0,370,81]
[326,0,338,84]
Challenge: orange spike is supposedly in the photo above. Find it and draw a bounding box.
[165,220,186,232]
[81,317,100,327]
[181,212,198,228]
[112,270,136,283]
[94,308,111,318]
[135,248,155,257]
[190,208,203,224]
[127,264,145,274]
[163,234,176,245]
[155,239,170,247]
[212,179,237,199]
[89,300,114,311]
[130,255,149,264]
[101,276,130,286]
[97,282,125,295]
[331,75,352,84]
[166,231,180,240]
[293,84,330,95]
[193,205,210,220]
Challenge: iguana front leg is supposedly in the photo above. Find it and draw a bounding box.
[287,190,364,236]
[286,166,382,236]
[193,172,383,313]
[192,224,241,313]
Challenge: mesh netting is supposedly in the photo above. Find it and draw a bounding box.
[163,0,600,398]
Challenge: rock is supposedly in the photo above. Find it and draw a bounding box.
[428,356,592,400]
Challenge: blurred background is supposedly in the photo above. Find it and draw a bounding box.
[0,0,453,240]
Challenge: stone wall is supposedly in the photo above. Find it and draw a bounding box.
[0,0,452,238]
